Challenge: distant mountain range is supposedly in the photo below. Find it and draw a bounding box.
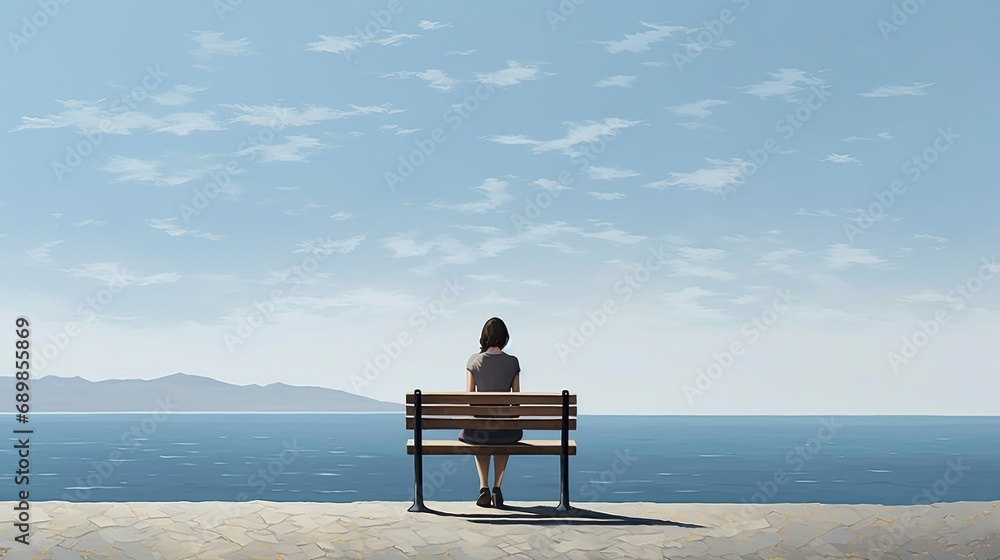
[0,373,402,412]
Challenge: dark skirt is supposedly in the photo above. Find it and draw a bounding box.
[458,428,523,445]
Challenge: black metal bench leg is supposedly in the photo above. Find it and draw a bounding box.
[408,389,428,512]
[555,389,572,513]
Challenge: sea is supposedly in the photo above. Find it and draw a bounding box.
[2,414,997,505]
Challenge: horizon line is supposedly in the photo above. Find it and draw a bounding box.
[2,412,999,417]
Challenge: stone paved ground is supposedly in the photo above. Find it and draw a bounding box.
[0,500,997,559]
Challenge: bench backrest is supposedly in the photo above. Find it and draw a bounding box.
[405,391,577,431]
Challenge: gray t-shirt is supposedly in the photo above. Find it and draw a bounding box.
[467,352,520,391]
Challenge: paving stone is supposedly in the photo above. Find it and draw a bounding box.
[4,500,999,559]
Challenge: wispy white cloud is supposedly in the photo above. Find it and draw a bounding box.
[824,244,888,268]
[738,68,828,102]
[534,178,573,192]
[148,218,224,240]
[475,60,547,87]
[842,131,892,142]
[895,291,954,305]
[668,99,728,118]
[597,22,686,53]
[757,248,805,272]
[307,29,418,56]
[11,99,162,135]
[383,69,457,91]
[586,166,639,180]
[383,232,434,258]
[589,191,626,200]
[235,135,325,163]
[103,156,201,187]
[485,118,641,156]
[283,289,421,317]
[820,154,862,164]
[434,178,512,214]
[728,294,758,305]
[150,85,207,106]
[446,49,476,56]
[677,36,735,53]
[677,247,728,262]
[331,211,353,220]
[795,208,836,217]
[281,202,324,216]
[306,35,363,55]
[453,225,504,235]
[657,286,728,321]
[666,260,736,281]
[913,233,948,243]
[382,231,517,271]
[645,158,749,194]
[843,207,893,224]
[62,261,180,286]
[580,226,645,244]
[293,235,365,255]
[189,31,253,58]
[225,103,402,127]
[154,111,224,135]
[26,240,64,263]
[595,75,636,88]
[76,219,106,227]
[859,82,933,98]
[418,20,452,30]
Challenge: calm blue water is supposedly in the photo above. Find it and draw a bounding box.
[2,414,997,505]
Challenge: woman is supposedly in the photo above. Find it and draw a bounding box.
[459,316,521,508]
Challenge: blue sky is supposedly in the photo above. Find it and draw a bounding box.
[3,1,998,414]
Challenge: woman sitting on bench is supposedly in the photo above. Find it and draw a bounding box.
[459,316,521,508]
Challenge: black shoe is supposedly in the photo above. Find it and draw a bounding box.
[476,487,492,508]
[492,486,504,508]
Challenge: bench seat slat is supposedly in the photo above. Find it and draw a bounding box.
[406,392,576,405]
[406,439,577,455]
[405,418,576,430]
[405,405,576,416]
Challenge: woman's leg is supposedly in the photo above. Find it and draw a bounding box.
[474,454,491,489]
[492,454,509,487]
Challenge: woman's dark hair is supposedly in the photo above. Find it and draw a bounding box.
[479,317,509,352]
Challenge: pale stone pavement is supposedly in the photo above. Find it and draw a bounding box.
[0,500,997,559]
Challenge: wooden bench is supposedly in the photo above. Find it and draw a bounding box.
[405,389,577,512]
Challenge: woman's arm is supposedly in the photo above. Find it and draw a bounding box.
[510,373,520,417]
[466,369,475,392]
